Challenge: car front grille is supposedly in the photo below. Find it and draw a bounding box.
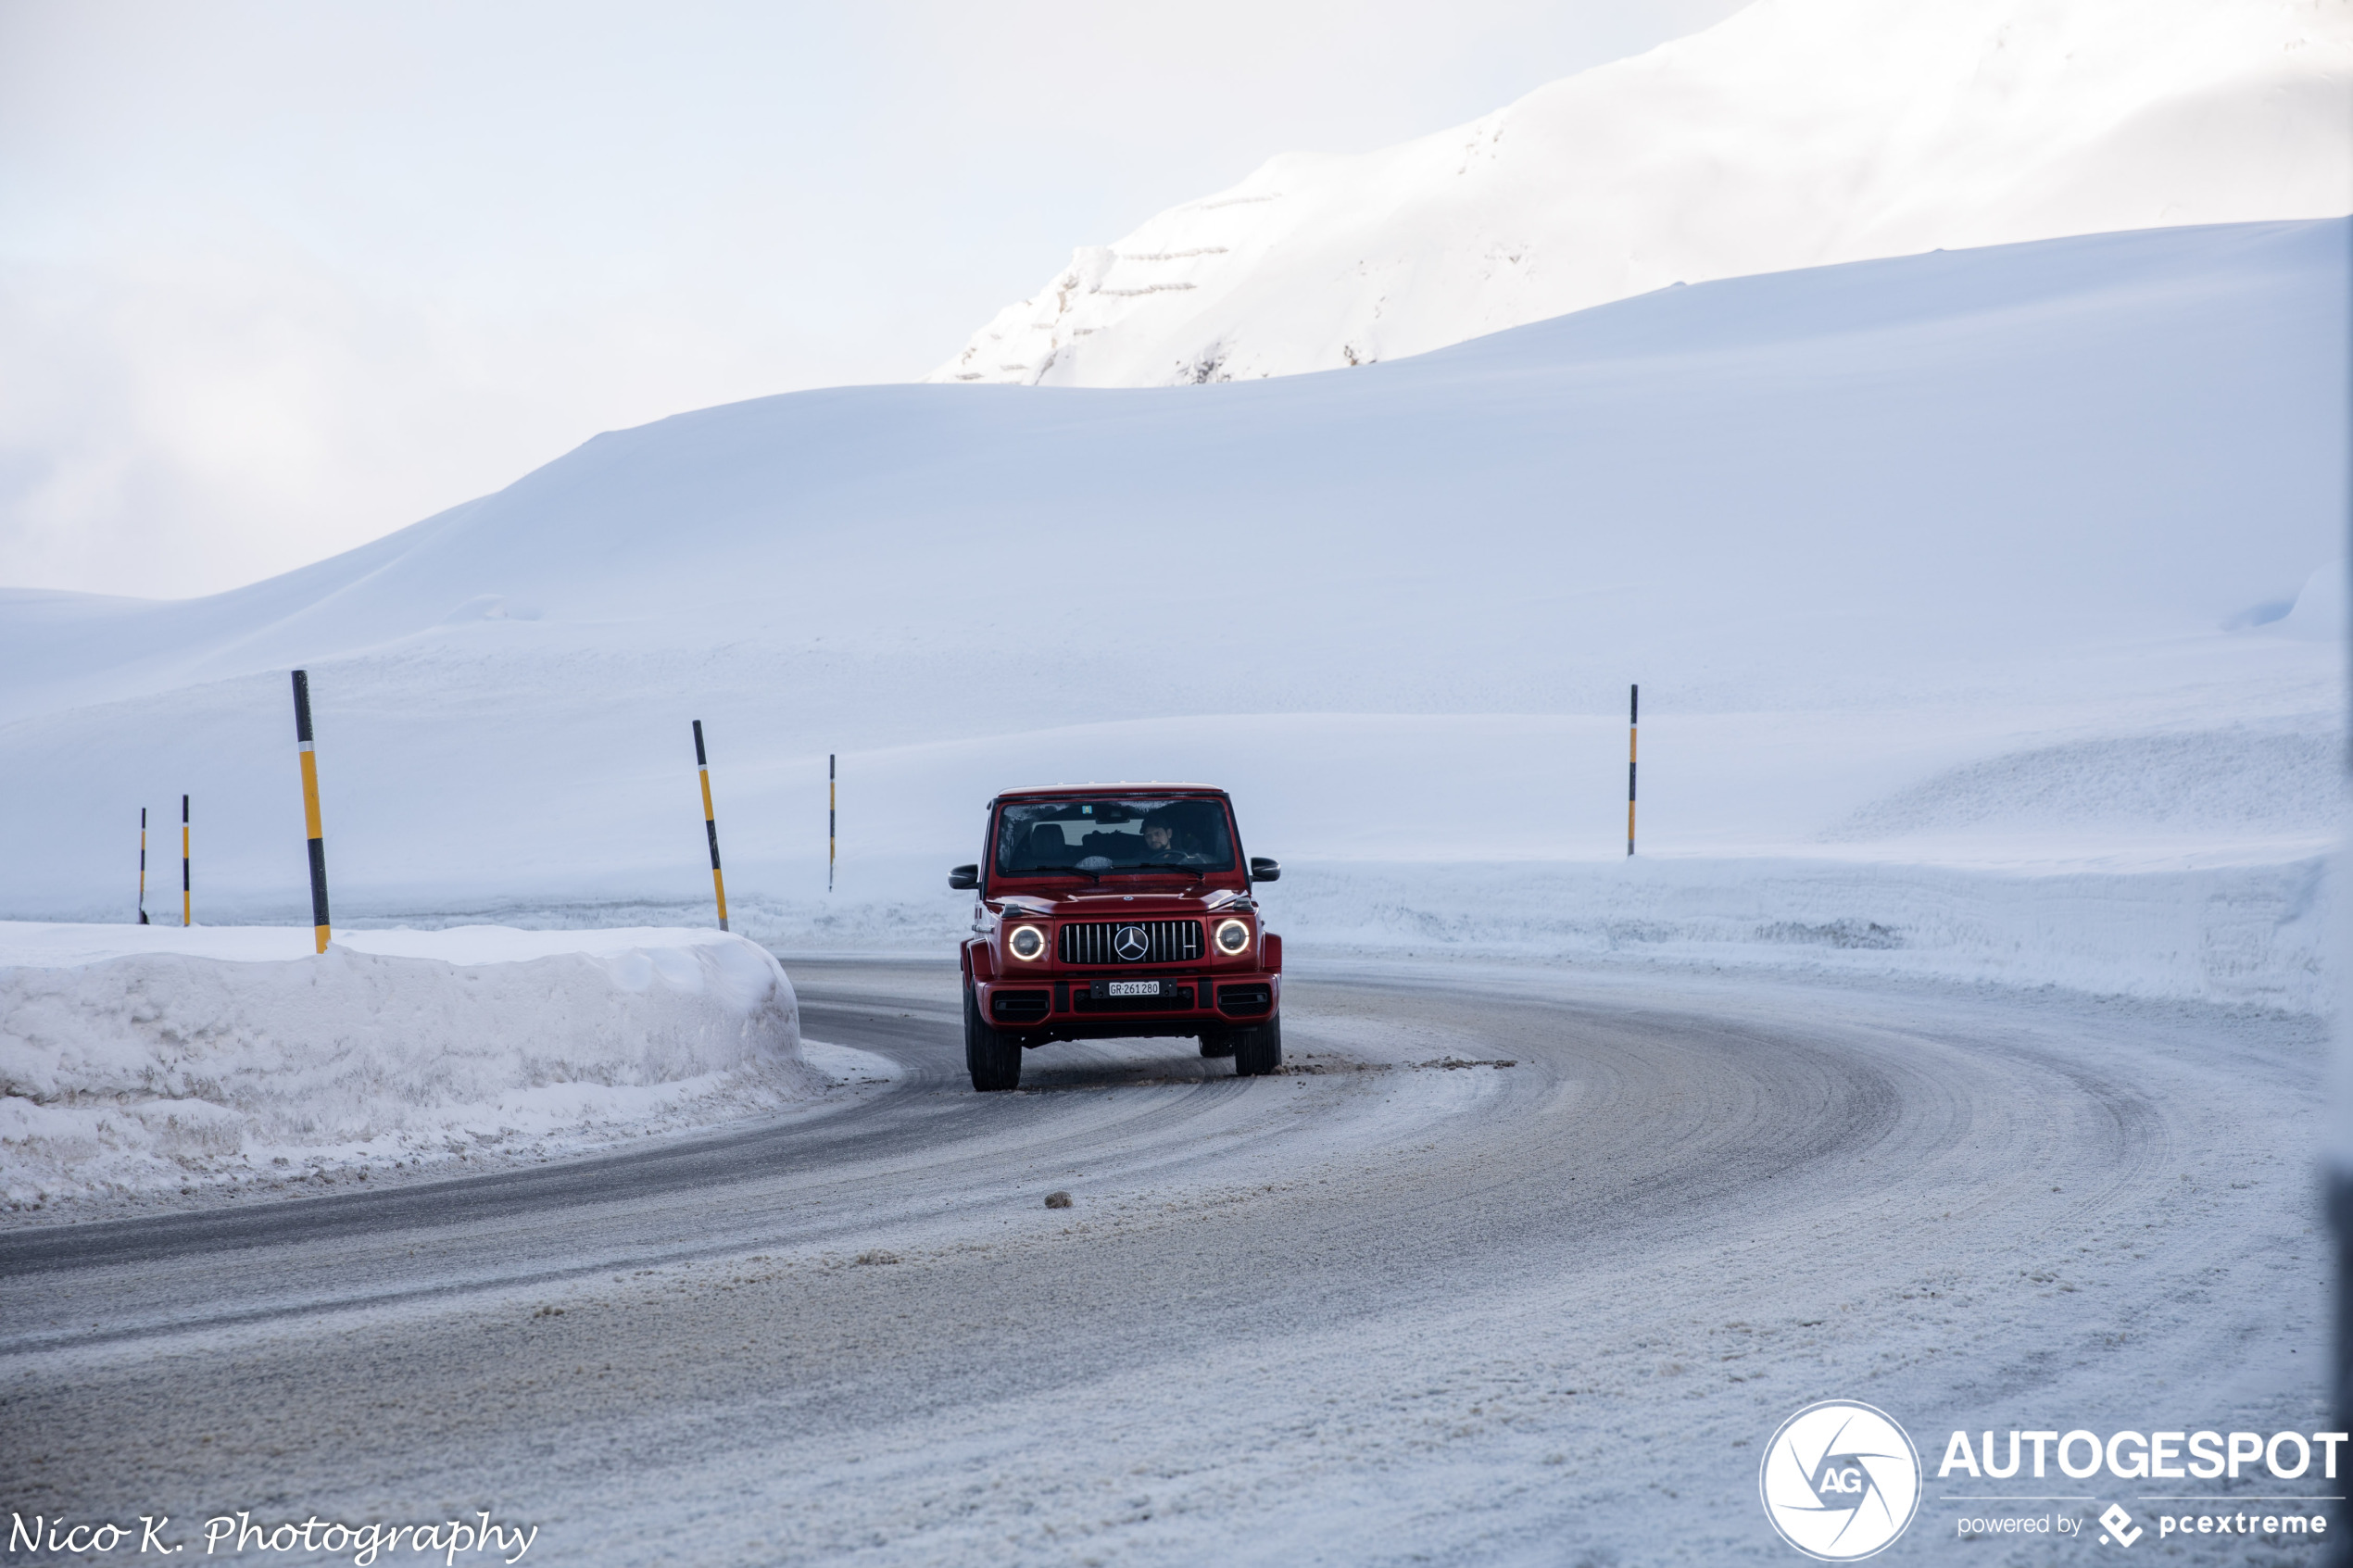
[1059,919,1204,965]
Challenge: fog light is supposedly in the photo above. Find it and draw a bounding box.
[1214,918,1252,955]
[1009,923,1047,961]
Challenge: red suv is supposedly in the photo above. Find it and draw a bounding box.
[950,784,1282,1091]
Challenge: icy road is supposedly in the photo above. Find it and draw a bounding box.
[0,960,2331,1565]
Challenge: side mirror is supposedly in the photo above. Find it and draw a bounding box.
[1249,857,1281,883]
[949,864,979,890]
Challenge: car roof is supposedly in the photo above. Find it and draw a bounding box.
[994,783,1228,800]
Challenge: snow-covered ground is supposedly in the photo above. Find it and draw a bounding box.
[934,0,2353,386]
[0,922,837,1216]
[0,219,2343,1014]
[7,960,2326,1566]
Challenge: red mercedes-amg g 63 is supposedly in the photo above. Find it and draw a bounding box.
[949,784,1282,1091]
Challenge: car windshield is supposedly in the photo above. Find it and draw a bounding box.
[995,797,1236,877]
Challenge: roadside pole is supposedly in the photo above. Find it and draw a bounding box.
[828,753,837,893]
[694,721,729,932]
[181,795,191,926]
[1627,684,1639,857]
[292,671,333,953]
[137,809,149,924]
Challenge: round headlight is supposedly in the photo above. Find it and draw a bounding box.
[1008,923,1047,961]
[1214,918,1252,956]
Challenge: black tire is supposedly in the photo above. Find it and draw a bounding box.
[1231,1012,1282,1077]
[1199,1031,1235,1059]
[964,986,1023,1091]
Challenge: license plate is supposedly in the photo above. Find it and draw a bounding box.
[1101,980,1162,997]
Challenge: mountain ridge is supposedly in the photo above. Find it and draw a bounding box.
[930,0,2352,388]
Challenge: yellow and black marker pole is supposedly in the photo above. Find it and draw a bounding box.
[1627,684,1639,858]
[181,794,191,926]
[827,753,836,894]
[137,808,149,924]
[292,670,332,952]
[694,721,729,931]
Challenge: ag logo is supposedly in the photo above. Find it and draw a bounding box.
[1759,1400,1921,1561]
[1114,924,1151,961]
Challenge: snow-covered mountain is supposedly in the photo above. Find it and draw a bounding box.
[0,219,2342,986]
[932,0,2352,387]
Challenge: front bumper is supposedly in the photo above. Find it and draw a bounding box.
[979,972,1279,1039]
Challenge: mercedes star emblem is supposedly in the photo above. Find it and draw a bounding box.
[1114,924,1151,962]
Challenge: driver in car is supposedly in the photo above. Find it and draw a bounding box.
[1140,812,1205,865]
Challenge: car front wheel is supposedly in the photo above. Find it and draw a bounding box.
[1231,1013,1282,1077]
[965,986,1023,1091]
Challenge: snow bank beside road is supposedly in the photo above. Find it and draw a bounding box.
[624,851,2332,1015]
[1273,856,2335,1014]
[0,924,816,1213]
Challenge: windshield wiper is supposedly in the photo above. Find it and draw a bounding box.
[1027,864,1101,884]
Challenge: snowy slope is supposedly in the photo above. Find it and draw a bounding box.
[932,0,2353,387]
[0,220,2342,1005]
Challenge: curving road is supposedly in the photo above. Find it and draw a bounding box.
[0,958,2331,1565]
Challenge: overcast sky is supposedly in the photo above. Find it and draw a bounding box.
[0,1,1744,599]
